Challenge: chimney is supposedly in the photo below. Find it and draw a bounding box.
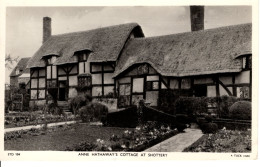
[43,17,51,43]
[190,6,204,31]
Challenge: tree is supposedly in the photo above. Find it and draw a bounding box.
[5,54,19,70]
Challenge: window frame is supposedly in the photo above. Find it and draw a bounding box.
[90,62,115,98]
[30,68,46,100]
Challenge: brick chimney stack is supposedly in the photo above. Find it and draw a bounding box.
[190,6,204,31]
[43,17,51,43]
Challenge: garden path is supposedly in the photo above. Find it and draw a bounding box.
[4,121,76,133]
[144,128,203,152]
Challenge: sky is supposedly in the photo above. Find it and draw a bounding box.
[5,6,252,83]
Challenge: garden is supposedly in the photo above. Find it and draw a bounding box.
[4,92,252,152]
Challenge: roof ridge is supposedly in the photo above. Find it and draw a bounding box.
[51,22,139,37]
[131,23,252,41]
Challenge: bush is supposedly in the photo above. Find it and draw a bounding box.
[174,97,208,116]
[69,94,92,115]
[79,102,108,123]
[201,123,218,134]
[217,95,239,118]
[229,101,251,120]
[44,103,64,115]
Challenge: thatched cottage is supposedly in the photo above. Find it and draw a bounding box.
[26,7,252,110]
[9,57,31,90]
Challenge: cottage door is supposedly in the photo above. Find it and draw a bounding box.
[131,77,145,105]
[58,80,67,101]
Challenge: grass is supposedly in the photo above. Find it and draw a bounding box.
[5,123,132,151]
[183,129,251,152]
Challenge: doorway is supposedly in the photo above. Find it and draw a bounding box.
[58,80,67,101]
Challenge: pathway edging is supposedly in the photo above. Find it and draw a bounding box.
[144,128,203,152]
[4,121,77,133]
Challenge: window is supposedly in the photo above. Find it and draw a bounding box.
[237,86,250,99]
[146,81,159,91]
[90,62,115,97]
[118,84,131,108]
[78,76,91,88]
[30,68,46,99]
[181,78,191,89]
[75,50,90,62]
[242,55,252,70]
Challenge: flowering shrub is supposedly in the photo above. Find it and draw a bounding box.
[183,127,251,152]
[66,121,178,151]
[5,123,76,141]
[5,112,77,128]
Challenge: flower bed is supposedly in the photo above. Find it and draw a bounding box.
[66,122,178,151]
[183,128,251,152]
[5,112,78,128]
[4,123,75,141]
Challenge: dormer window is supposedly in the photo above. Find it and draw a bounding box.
[45,55,57,65]
[75,50,91,62]
[242,55,252,70]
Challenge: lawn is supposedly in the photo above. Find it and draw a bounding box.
[183,128,251,152]
[5,123,132,151]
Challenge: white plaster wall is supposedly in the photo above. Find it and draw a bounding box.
[38,90,45,98]
[69,75,78,86]
[92,87,102,96]
[85,62,90,73]
[58,76,67,81]
[31,79,38,88]
[235,71,250,84]
[52,66,57,78]
[39,78,46,88]
[47,66,51,79]
[207,86,216,97]
[92,74,102,84]
[147,75,159,81]
[69,88,78,98]
[79,63,84,74]
[104,86,114,95]
[31,90,37,99]
[219,85,233,96]
[104,73,114,84]
[133,78,144,93]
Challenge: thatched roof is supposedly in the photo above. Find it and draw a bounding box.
[27,23,144,68]
[10,57,31,77]
[114,23,251,77]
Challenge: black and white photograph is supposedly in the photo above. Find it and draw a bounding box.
[0,0,258,161]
